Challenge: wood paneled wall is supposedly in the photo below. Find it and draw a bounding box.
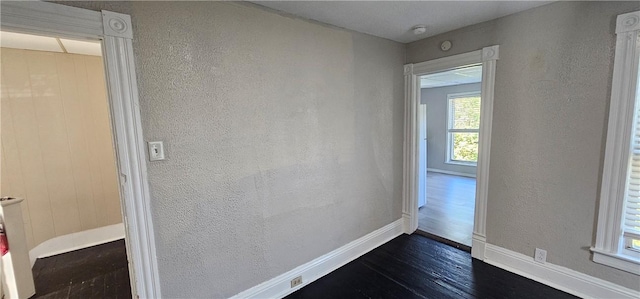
[0,48,122,250]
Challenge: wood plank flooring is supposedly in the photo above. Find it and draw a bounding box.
[286,234,577,299]
[30,239,131,299]
[418,172,476,247]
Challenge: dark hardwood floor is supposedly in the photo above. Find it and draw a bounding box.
[30,239,131,299]
[418,172,476,247]
[286,234,577,299]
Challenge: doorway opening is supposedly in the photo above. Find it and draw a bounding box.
[0,2,162,297]
[416,65,482,250]
[0,30,131,298]
[403,46,499,260]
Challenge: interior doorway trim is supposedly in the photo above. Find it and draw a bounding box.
[0,2,161,298]
[402,46,499,260]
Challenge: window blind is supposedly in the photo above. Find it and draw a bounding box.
[624,95,640,242]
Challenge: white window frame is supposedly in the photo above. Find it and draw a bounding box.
[592,10,640,275]
[446,91,481,166]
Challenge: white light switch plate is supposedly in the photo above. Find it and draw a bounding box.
[148,141,165,161]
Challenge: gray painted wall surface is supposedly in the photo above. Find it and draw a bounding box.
[58,2,404,297]
[421,83,480,175]
[409,1,640,290]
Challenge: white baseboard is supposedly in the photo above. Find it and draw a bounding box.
[230,219,404,299]
[402,214,412,234]
[471,233,486,260]
[29,223,125,266]
[480,241,640,299]
[427,168,476,178]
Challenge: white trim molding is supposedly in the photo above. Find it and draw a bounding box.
[230,219,404,299]
[474,45,499,260]
[592,10,640,275]
[403,63,418,233]
[403,46,499,262]
[0,2,162,298]
[102,10,133,39]
[477,240,640,299]
[471,233,487,260]
[29,224,125,266]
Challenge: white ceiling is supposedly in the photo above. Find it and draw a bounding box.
[252,1,551,43]
[420,65,482,88]
[1,31,102,56]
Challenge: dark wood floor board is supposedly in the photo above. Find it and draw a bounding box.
[286,234,578,299]
[360,257,468,299]
[30,239,131,299]
[289,258,425,299]
[419,172,476,246]
[37,287,69,299]
[31,254,52,281]
[68,279,93,299]
[114,267,132,298]
[103,271,117,298]
[88,275,106,298]
[360,237,476,297]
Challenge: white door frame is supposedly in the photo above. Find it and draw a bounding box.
[403,46,499,260]
[0,1,161,298]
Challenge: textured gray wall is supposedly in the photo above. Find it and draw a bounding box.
[421,83,480,175]
[57,1,404,297]
[409,1,640,290]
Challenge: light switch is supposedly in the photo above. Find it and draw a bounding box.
[148,141,165,161]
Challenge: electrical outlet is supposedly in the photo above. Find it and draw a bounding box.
[534,248,547,263]
[290,276,303,288]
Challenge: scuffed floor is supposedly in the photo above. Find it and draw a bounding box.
[30,240,130,298]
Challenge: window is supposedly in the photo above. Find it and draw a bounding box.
[592,10,640,275]
[446,92,481,165]
[621,81,640,259]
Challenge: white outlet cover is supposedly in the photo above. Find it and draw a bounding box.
[534,248,547,264]
[148,141,165,161]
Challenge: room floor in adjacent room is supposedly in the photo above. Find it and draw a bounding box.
[418,171,476,247]
[30,240,131,299]
[286,234,577,299]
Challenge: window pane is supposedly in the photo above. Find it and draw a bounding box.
[451,96,481,129]
[451,132,479,162]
